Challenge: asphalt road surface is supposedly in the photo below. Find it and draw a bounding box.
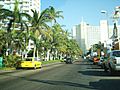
[0,58,120,90]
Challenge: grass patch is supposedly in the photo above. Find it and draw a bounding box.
[41,60,62,65]
[0,67,16,70]
[0,60,63,70]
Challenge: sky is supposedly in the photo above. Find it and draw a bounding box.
[41,0,120,31]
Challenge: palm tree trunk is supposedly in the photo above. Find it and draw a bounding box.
[33,46,36,58]
[37,50,38,60]
[55,50,58,59]
[46,49,50,61]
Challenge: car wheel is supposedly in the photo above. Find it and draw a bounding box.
[109,65,115,75]
[101,64,104,69]
[103,64,108,72]
[39,65,42,69]
[34,65,36,70]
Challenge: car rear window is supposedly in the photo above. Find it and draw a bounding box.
[113,51,120,57]
[25,58,32,61]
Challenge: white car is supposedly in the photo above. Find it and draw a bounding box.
[108,50,120,74]
[98,56,104,67]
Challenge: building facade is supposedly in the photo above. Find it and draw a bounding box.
[0,0,41,56]
[72,20,120,54]
[0,0,41,29]
[0,0,41,15]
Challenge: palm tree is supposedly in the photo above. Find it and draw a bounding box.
[47,6,64,24]
[29,9,51,59]
[0,30,7,57]
[44,6,64,60]
[50,24,65,59]
[0,0,30,55]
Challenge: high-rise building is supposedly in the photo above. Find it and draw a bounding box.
[71,20,120,54]
[0,0,41,54]
[100,20,109,43]
[0,0,41,29]
[72,21,100,53]
[0,0,41,16]
[86,25,100,50]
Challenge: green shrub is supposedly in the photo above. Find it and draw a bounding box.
[3,55,21,68]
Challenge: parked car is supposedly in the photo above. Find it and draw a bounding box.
[98,56,105,67]
[93,56,100,65]
[98,56,107,69]
[108,50,120,74]
[16,57,42,69]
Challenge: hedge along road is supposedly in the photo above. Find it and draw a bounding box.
[0,58,120,90]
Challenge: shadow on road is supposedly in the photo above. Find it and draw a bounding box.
[1,73,94,89]
[87,66,102,69]
[21,77,94,89]
[78,69,120,76]
[78,70,110,76]
[89,79,120,90]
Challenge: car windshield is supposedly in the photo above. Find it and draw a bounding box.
[113,51,120,57]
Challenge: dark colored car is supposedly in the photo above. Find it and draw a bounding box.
[65,57,73,64]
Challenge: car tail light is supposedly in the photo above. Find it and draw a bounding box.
[113,59,116,64]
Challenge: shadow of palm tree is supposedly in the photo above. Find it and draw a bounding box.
[78,70,109,76]
[20,77,94,89]
[89,79,120,90]
[2,73,94,89]
[78,70,120,76]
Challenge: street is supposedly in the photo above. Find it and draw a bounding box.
[0,58,120,90]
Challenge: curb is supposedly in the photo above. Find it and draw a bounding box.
[0,62,63,75]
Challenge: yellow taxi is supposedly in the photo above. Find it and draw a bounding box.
[16,57,42,69]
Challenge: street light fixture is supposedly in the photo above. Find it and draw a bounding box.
[101,10,107,14]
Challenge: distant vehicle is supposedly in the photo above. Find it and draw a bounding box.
[98,56,104,67]
[16,57,42,69]
[64,56,73,64]
[93,56,100,65]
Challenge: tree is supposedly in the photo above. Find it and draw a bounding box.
[29,9,51,58]
[47,6,64,25]
[0,0,30,55]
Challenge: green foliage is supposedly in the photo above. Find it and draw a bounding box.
[3,55,21,68]
[41,60,61,65]
[0,4,81,66]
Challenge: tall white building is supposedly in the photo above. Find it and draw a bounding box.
[0,0,41,55]
[71,20,120,54]
[0,0,41,29]
[86,25,100,50]
[72,21,100,53]
[0,0,41,16]
[100,20,109,43]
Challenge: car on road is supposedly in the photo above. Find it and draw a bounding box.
[64,56,73,64]
[108,50,120,74]
[93,56,100,65]
[98,56,105,68]
[16,57,42,69]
